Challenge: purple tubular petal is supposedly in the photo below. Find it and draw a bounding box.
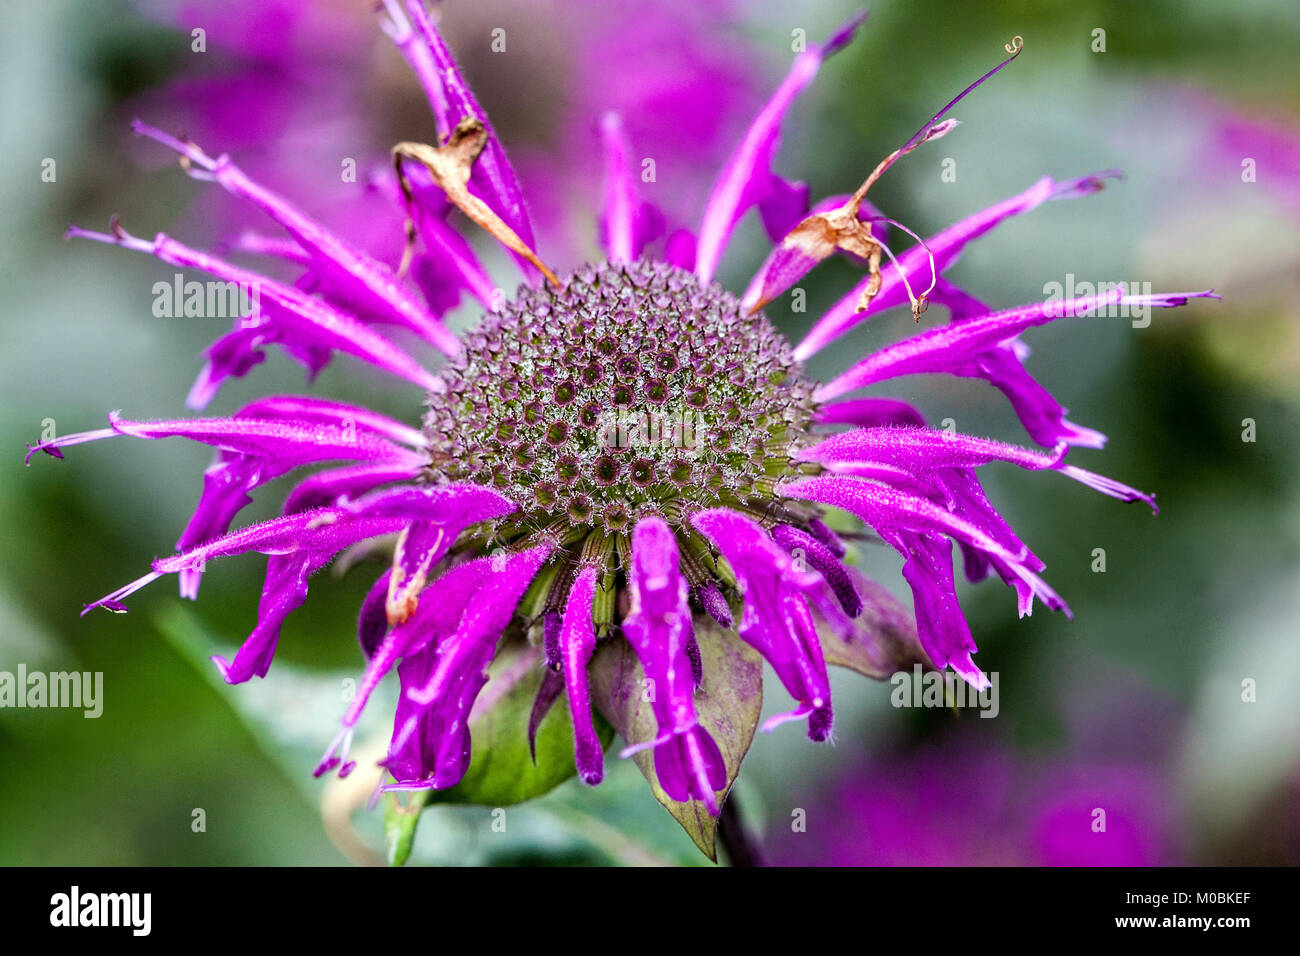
[527,668,566,763]
[542,609,562,670]
[806,516,847,559]
[693,579,733,628]
[794,171,1125,360]
[684,632,704,689]
[930,278,1107,448]
[690,509,833,740]
[388,543,551,790]
[380,166,497,310]
[208,485,510,688]
[233,395,426,448]
[599,112,664,264]
[342,558,491,742]
[745,243,821,313]
[106,411,423,466]
[895,533,990,690]
[158,510,404,572]
[186,328,268,410]
[371,559,495,781]
[819,460,936,496]
[171,394,424,597]
[938,467,1042,569]
[24,427,118,465]
[621,517,726,812]
[815,288,1220,402]
[358,568,393,659]
[779,476,1068,618]
[212,550,331,684]
[385,0,539,282]
[384,486,520,624]
[807,427,1156,513]
[559,565,604,785]
[86,484,506,618]
[932,468,1058,614]
[280,461,421,515]
[67,224,442,403]
[771,524,862,618]
[814,397,927,429]
[693,12,865,282]
[756,176,812,243]
[800,426,1069,474]
[131,119,460,355]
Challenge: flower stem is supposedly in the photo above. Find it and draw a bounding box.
[718,793,766,867]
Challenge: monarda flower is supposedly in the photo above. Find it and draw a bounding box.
[27,2,1215,861]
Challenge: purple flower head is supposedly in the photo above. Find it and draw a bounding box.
[29,3,1216,859]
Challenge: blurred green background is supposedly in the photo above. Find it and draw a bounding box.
[2,0,1297,865]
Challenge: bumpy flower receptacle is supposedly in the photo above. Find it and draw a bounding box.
[423,258,820,543]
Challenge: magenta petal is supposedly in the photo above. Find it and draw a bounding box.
[930,278,1107,449]
[814,397,927,429]
[693,13,865,282]
[621,517,724,811]
[232,395,425,447]
[559,565,604,785]
[800,426,1068,474]
[386,0,539,281]
[341,557,493,742]
[598,112,664,264]
[357,568,393,660]
[756,176,811,243]
[690,508,832,740]
[107,410,420,465]
[68,224,442,401]
[281,461,421,515]
[132,119,459,354]
[778,475,1067,618]
[895,533,990,690]
[771,524,862,618]
[815,287,1219,402]
[389,544,551,789]
[384,485,517,623]
[213,549,332,684]
[652,724,727,811]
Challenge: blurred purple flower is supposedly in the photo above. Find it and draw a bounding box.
[772,741,1178,866]
[132,0,761,264]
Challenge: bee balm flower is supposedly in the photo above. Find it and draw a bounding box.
[27,2,1215,855]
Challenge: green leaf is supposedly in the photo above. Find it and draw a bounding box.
[423,636,614,807]
[817,576,932,679]
[383,790,427,867]
[588,623,763,862]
